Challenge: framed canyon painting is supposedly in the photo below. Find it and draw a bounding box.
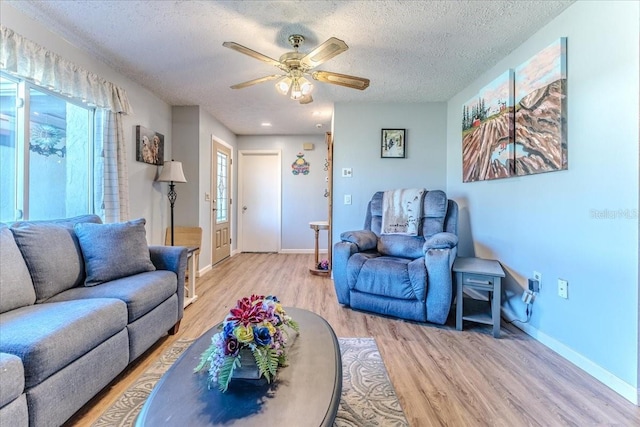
[461,70,515,182]
[514,38,568,176]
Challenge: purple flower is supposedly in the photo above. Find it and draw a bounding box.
[253,326,272,346]
[224,337,239,356]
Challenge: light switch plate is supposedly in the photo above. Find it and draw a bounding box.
[342,168,352,178]
[344,194,352,205]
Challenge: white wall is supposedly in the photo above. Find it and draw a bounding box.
[446,0,639,401]
[237,134,328,252]
[2,3,173,244]
[332,103,447,246]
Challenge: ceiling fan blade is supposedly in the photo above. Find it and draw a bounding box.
[311,71,370,90]
[223,41,282,68]
[230,74,282,89]
[299,95,313,104]
[300,37,348,69]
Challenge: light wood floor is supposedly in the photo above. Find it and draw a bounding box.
[67,253,639,426]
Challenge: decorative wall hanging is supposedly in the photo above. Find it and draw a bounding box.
[514,37,567,176]
[135,125,164,166]
[381,129,406,158]
[291,152,310,175]
[30,123,66,158]
[461,70,514,182]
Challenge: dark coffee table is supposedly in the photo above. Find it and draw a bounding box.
[136,307,342,426]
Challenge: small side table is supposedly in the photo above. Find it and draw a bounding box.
[309,221,330,276]
[453,257,505,338]
[184,246,199,308]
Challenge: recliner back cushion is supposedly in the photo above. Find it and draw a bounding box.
[367,190,448,239]
[377,234,425,259]
[0,225,36,313]
[421,190,448,238]
[10,215,102,302]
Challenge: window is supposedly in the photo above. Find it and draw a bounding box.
[0,73,95,222]
[216,149,228,223]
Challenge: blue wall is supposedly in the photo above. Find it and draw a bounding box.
[445,0,639,400]
[332,102,448,245]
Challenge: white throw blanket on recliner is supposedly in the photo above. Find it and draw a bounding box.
[381,188,425,235]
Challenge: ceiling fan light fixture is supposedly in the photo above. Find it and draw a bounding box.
[290,79,303,100]
[275,77,292,95]
[299,76,313,96]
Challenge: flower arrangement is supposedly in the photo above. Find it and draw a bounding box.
[194,295,299,392]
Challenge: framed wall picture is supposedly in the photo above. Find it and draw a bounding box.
[381,129,406,158]
[136,125,164,166]
[514,37,567,176]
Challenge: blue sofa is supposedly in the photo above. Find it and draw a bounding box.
[0,215,186,427]
[333,190,458,324]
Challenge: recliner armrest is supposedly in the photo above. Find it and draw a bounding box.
[423,232,458,251]
[340,230,378,251]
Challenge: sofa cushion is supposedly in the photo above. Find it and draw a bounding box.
[47,270,177,323]
[0,353,25,408]
[0,299,127,388]
[74,218,156,287]
[10,215,102,303]
[0,225,36,313]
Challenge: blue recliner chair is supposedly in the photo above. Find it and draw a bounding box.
[333,189,458,324]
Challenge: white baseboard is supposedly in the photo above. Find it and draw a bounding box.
[197,264,212,277]
[502,309,638,405]
[279,249,328,254]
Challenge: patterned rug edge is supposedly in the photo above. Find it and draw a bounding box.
[93,337,408,427]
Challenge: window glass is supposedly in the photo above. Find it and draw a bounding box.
[0,72,95,222]
[216,150,228,223]
[0,76,18,222]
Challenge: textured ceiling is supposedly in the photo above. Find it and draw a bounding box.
[6,0,574,135]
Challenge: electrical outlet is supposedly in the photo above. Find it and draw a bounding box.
[558,279,568,299]
[533,271,542,289]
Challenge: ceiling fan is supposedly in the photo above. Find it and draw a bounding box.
[223,34,370,104]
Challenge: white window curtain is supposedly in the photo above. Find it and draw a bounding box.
[94,110,130,222]
[0,25,132,222]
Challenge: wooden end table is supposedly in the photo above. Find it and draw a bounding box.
[453,257,505,338]
[184,246,199,308]
[309,221,330,276]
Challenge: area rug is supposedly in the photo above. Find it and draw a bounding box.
[93,337,408,427]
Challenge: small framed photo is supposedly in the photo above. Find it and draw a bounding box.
[136,125,164,166]
[381,129,406,158]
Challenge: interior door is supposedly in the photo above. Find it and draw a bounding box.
[239,150,280,252]
[212,140,231,264]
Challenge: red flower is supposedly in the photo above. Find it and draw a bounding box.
[227,296,266,326]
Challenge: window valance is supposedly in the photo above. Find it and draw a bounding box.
[0,25,133,114]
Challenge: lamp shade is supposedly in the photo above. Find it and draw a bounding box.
[157,161,187,183]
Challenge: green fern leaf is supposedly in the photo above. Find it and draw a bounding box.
[217,355,240,392]
[287,320,300,333]
[194,345,216,373]
[252,347,280,382]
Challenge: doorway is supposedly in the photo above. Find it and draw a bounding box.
[238,150,281,252]
[212,139,231,265]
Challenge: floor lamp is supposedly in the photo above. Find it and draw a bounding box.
[156,160,187,246]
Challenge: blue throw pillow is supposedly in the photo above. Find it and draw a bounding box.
[74,218,156,286]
